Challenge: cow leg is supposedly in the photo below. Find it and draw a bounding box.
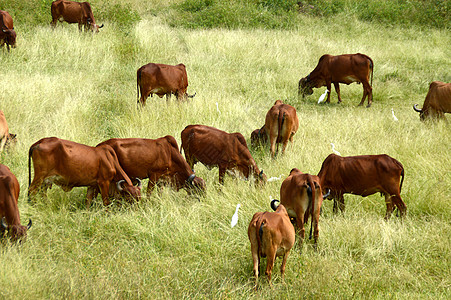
[391,194,407,218]
[363,82,373,107]
[325,81,332,103]
[0,137,6,152]
[333,82,342,103]
[333,194,345,214]
[269,125,277,158]
[265,248,276,287]
[218,168,226,184]
[98,181,111,207]
[166,93,171,102]
[78,23,83,32]
[86,186,98,209]
[383,193,395,220]
[280,250,290,281]
[249,228,260,290]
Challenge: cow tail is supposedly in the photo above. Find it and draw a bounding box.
[308,175,316,240]
[399,163,405,194]
[136,68,141,104]
[278,111,286,145]
[258,220,265,256]
[28,146,34,189]
[368,55,374,87]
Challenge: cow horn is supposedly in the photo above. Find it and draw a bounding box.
[413,104,423,112]
[270,199,280,211]
[99,24,104,28]
[27,219,32,229]
[1,217,8,230]
[132,178,142,189]
[186,173,196,184]
[117,180,125,191]
[187,92,196,98]
[322,188,331,199]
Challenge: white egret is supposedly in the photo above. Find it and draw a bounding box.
[330,143,341,155]
[391,108,398,121]
[318,89,329,103]
[231,203,241,228]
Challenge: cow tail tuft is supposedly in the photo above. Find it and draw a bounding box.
[308,175,316,240]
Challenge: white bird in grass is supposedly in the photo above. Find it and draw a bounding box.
[391,108,398,121]
[330,143,341,155]
[216,102,221,114]
[318,89,329,103]
[267,175,283,182]
[231,204,241,228]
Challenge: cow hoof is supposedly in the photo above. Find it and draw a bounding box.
[366,104,372,108]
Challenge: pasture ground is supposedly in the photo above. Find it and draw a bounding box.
[0,6,450,299]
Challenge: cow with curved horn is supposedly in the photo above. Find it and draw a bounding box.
[137,63,196,106]
[271,169,330,250]
[0,10,16,51]
[28,137,141,208]
[413,81,451,120]
[50,0,104,33]
[94,136,206,196]
[0,164,32,242]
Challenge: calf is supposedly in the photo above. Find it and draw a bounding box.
[248,204,295,289]
[271,169,328,249]
[181,124,266,184]
[317,154,407,219]
[0,164,32,242]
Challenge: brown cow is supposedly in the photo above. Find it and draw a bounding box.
[0,10,16,51]
[413,81,451,120]
[317,154,407,219]
[180,124,267,184]
[50,0,103,32]
[28,137,141,208]
[248,204,295,289]
[0,164,32,242]
[251,100,299,157]
[299,53,374,107]
[95,136,206,196]
[136,63,196,106]
[0,110,10,153]
[271,169,329,250]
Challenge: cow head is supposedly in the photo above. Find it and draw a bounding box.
[116,178,142,202]
[1,217,32,243]
[185,173,206,195]
[250,127,267,147]
[298,76,314,96]
[256,169,267,185]
[86,18,103,33]
[413,104,427,120]
[2,28,16,48]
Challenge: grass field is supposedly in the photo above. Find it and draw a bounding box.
[0,1,450,299]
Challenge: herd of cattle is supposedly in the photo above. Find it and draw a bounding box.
[1,0,450,289]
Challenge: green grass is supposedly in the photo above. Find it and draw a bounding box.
[0,1,450,299]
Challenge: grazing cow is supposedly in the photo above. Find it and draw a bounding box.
[136,63,196,106]
[271,169,329,249]
[299,53,374,107]
[0,110,11,153]
[180,124,267,184]
[0,164,32,242]
[413,81,451,120]
[265,100,299,157]
[248,204,295,289]
[95,136,206,196]
[50,0,103,32]
[317,154,407,219]
[0,10,16,51]
[28,137,141,208]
